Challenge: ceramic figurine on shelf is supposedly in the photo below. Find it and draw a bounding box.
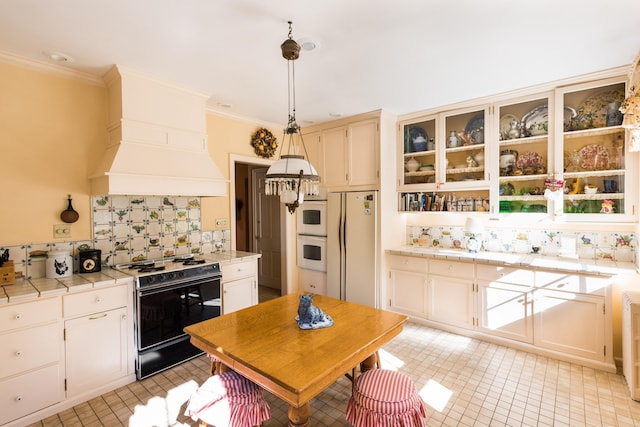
[296,294,334,330]
[447,131,459,148]
[601,199,615,214]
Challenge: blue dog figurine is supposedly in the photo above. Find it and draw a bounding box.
[296,293,334,330]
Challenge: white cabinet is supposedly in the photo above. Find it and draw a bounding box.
[428,259,475,328]
[476,264,535,343]
[221,258,258,314]
[63,283,132,398]
[386,252,615,371]
[0,298,63,425]
[299,268,327,295]
[321,119,379,189]
[388,255,428,317]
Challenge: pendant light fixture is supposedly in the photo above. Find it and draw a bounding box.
[264,21,320,214]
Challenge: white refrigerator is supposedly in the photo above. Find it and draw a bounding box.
[326,191,378,307]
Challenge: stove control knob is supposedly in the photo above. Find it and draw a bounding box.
[177,270,185,278]
[168,272,177,280]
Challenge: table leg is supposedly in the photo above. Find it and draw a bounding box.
[359,351,379,373]
[288,402,310,427]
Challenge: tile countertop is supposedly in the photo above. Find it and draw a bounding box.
[0,269,135,305]
[386,246,638,276]
[204,250,262,263]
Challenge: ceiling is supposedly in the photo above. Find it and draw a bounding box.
[1,0,639,127]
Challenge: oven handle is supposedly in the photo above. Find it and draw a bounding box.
[138,276,221,296]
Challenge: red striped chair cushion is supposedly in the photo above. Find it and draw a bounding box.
[346,369,426,427]
[185,370,271,427]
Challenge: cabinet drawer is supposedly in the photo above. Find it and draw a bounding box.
[0,363,63,425]
[0,297,60,333]
[0,322,60,378]
[63,285,128,318]
[535,271,609,296]
[429,259,474,279]
[388,255,428,274]
[476,264,534,286]
[221,259,257,282]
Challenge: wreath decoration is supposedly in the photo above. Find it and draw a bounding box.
[251,128,278,158]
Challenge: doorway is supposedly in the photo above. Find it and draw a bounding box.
[234,161,282,294]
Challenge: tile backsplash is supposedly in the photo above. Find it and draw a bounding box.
[1,196,230,280]
[406,225,636,263]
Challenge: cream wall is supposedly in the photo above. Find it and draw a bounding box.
[0,61,107,245]
[202,113,280,230]
[0,59,274,247]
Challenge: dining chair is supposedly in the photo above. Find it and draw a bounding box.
[346,368,427,427]
[185,370,271,427]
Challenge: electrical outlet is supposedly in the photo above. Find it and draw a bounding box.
[53,224,71,238]
[215,218,228,228]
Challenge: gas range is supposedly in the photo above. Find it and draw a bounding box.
[113,255,221,289]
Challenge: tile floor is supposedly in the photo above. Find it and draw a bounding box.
[28,291,640,427]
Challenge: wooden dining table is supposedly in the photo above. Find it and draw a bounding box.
[184,292,408,426]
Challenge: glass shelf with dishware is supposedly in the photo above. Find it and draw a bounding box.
[558,78,630,217]
[401,117,438,186]
[399,189,490,213]
[444,107,488,185]
[498,175,548,214]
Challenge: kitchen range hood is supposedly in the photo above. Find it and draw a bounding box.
[90,66,227,197]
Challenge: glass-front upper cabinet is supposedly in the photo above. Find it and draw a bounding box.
[400,115,437,188]
[494,93,553,214]
[555,76,635,221]
[442,106,489,189]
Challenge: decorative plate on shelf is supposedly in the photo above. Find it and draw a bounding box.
[579,144,609,170]
[499,114,520,140]
[521,105,549,136]
[516,151,544,169]
[464,112,484,143]
[576,89,625,129]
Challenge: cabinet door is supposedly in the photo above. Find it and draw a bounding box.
[301,130,323,182]
[494,93,553,215]
[65,307,128,397]
[534,289,605,361]
[321,126,348,187]
[389,270,427,317]
[428,275,474,328]
[555,76,636,221]
[478,281,533,343]
[348,119,378,186]
[223,277,256,314]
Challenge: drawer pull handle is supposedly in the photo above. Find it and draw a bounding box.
[15,395,23,402]
[15,350,22,357]
[557,283,566,288]
[15,313,22,320]
[95,296,101,303]
[89,313,108,320]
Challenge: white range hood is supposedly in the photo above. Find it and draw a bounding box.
[90,65,227,197]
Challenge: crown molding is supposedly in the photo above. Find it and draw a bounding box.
[0,50,105,87]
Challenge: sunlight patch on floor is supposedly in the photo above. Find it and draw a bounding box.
[378,348,404,370]
[420,379,452,412]
[128,380,199,427]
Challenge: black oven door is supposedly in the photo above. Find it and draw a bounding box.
[137,276,221,351]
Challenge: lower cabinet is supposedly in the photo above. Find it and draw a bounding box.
[534,289,606,361]
[477,281,533,343]
[221,258,259,314]
[65,307,128,397]
[0,298,63,425]
[388,253,614,370]
[429,275,474,329]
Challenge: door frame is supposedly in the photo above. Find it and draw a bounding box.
[229,154,297,295]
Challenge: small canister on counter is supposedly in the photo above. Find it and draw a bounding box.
[46,250,73,278]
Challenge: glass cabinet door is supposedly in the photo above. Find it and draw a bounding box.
[495,94,552,214]
[556,77,630,219]
[400,117,437,187]
[443,107,488,188]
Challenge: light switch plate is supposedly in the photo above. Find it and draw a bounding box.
[54,224,71,238]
